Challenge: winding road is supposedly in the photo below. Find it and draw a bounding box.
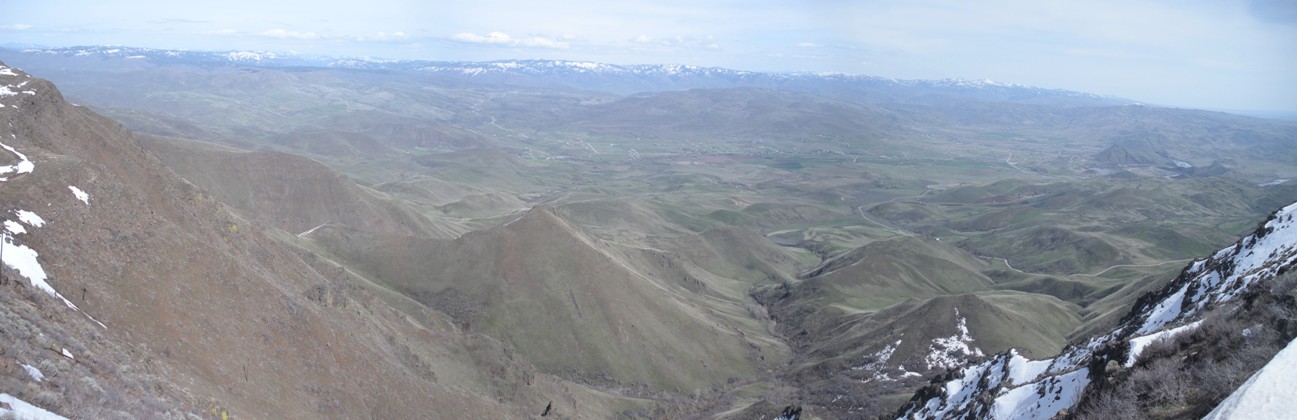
[853,187,933,235]
[986,255,1194,278]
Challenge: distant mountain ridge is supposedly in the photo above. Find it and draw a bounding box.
[18,45,303,65]
[12,45,1125,103]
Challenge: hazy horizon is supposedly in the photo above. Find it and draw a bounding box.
[4,0,1296,113]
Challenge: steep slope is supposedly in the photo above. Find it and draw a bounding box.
[898,201,1297,419]
[1092,137,1169,166]
[1062,268,1297,419]
[795,237,996,309]
[136,134,466,238]
[0,62,619,419]
[798,291,1080,377]
[307,205,790,393]
[745,236,1083,417]
[961,225,1127,274]
[1203,336,1297,419]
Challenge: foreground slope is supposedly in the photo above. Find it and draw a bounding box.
[898,201,1297,419]
[1203,335,1297,419]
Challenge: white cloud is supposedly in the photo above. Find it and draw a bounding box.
[796,42,818,48]
[357,31,409,41]
[632,34,652,43]
[261,28,320,40]
[652,35,720,50]
[518,36,569,49]
[451,31,569,49]
[660,35,686,46]
[1,24,32,31]
[452,31,514,44]
[217,29,410,42]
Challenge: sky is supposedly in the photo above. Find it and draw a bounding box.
[3,0,1296,113]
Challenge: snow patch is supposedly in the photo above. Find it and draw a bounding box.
[68,186,89,205]
[1126,320,1202,367]
[21,364,43,382]
[1258,179,1289,187]
[2,210,97,321]
[1136,283,1189,335]
[4,220,26,235]
[0,393,68,420]
[298,222,327,237]
[853,340,899,372]
[15,210,44,227]
[2,232,50,295]
[854,340,923,382]
[991,368,1090,420]
[0,141,35,177]
[925,309,984,371]
[1004,349,1052,386]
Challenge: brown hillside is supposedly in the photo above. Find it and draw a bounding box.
[309,205,790,392]
[0,62,619,418]
[137,135,452,238]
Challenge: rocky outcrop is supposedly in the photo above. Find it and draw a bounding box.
[897,201,1297,419]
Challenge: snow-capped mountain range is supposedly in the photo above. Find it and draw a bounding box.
[8,46,1120,102]
[897,201,1297,419]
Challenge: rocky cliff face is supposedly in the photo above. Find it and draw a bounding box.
[897,201,1297,419]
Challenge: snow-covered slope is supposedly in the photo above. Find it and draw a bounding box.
[0,393,69,420]
[1203,336,1297,419]
[897,201,1297,419]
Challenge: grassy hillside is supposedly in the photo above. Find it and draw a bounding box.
[137,134,464,239]
[305,206,793,392]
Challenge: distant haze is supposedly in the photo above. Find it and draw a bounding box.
[4,0,1296,113]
